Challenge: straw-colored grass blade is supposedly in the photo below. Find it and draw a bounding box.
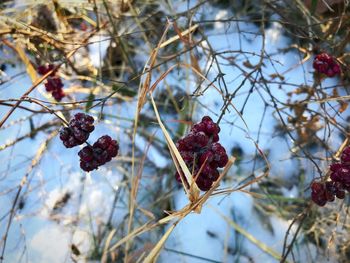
[159,24,198,48]
[189,156,235,213]
[14,42,37,83]
[108,221,153,252]
[101,229,117,263]
[211,205,288,262]
[150,94,200,202]
[143,222,178,263]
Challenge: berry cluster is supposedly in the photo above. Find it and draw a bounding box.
[59,113,95,148]
[78,135,119,172]
[313,53,341,78]
[311,146,350,206]
[311,181,345,206]
[175,116,228,191]
[37,64,65,101]
[59,113,119,172]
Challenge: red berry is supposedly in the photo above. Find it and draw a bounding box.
[196,177,212,191]
[341,147,350,165]
[199,150,214,165]
[311,191,327,206]
[202,116,213,123]
[311,181,328,206]
[217,153,228,168]
[191,122,206,133]
[336,189,346,199]
[180,151,194,163]
[194,132,209,147]
[78,135,119,172]
[311,181,323,192]
[313,53,341,78]
[212,133,219,142]
[37,64,55,75]
[59,113,95,148]
[174,116,227,191]
[205,122,219,134]
[78,146,94,162]
[206,169,220,181]
[39,66,65,101]
[330,163,343,172]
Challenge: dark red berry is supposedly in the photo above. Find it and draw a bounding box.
[37,64,55,75]
[194,132,209,147]
[205,122,219,134]
[212,133,219,142]
[196,177,212,191]
[341,146,350,165]
[217,154,229,168]
[52,89,65,101]
[59,113,95,148]
[311,181,323,192]
[311,191,327,206]
[192,122,206,133]
[336,189,346,199]
[78,135,119,172]
[330,162,343,172]
[313,53,341,78]
[176,139,188,151]
[202,116,213,123]
[175,116,227,191]
[78,146,94,162]
[199,150,214,165]
[38,65,65,101]
[181,151,194,163]
[311,181,328,206]
[94,135,112,149]
[207,169,220,181]
[331,166,350,184]
[47,77,63,90]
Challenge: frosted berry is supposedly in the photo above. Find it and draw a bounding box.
[314,145,350,206]
[196,177,212,191]
[37,64,55,75]
[330,163,350,184]
[311,181,328,206]
[199,150,214,165]
[212,133,219,142]
[311,179,347,206]
[202,116,213,123]
[341,146,350,165]
[78,135,119,172]
[59,113,95,148]
[52,89,65,101]
[194,132,209,148]
[37,64,65,101]
[313,53,341,77]
[45,77,63,91]
[206,169,220,181]
[336,188,346,199]
[180,151,194,163]
[175,116,228,191]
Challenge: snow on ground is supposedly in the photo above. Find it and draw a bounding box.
[161,183,316,263]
